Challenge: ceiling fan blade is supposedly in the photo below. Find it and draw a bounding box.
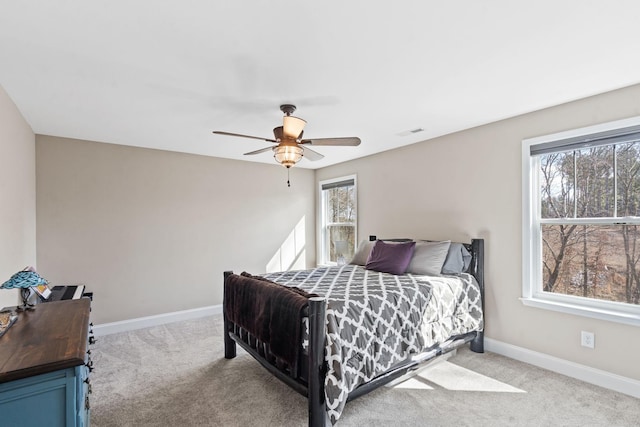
[243,147,275,156]
[213,131,277,143]
[300,137,361,146]
[302,146,324,161]
[273,126,284,141]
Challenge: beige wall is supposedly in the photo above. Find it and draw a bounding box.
[317,84,640,381]
[36,136,315,324]
[0,85,36,308]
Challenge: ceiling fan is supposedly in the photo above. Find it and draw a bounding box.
[213,104,361,169]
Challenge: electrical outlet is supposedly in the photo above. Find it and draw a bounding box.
[581,331,595,349]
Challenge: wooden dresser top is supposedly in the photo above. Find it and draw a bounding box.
[0,298,90,383]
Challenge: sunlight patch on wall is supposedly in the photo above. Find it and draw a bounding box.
[266,216,306,273]
[394,361,526,393]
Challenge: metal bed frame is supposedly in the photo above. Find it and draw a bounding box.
[223,238,484,426]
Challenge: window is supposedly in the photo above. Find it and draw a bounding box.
[319,176,357,266]
[523,117,640,326]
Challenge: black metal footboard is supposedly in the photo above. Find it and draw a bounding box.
[223,270,328,426]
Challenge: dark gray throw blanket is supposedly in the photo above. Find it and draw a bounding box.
[224,272,316,369]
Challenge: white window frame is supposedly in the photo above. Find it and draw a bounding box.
[318,175,357,266]
[522,116,640,327]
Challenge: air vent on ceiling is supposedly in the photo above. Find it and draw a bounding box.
[396,128,425,137]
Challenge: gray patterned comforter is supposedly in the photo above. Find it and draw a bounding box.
[263,264,483,424]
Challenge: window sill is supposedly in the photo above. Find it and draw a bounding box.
[520,297,640,327]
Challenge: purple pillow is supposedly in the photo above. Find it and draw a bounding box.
[365,240,416,275]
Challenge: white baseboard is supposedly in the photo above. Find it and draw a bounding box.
[93,304,222,336]
[485,337,640,399]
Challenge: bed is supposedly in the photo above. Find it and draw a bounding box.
[223,236,484,426]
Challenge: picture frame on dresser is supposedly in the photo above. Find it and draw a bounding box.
[33,283,52,300]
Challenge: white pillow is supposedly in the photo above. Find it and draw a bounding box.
[406,240,451,276]
[349,240,375,265]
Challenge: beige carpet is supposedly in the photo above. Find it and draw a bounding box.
[90,314,640,426]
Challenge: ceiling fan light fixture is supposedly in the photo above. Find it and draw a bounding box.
[274,144,304,168]
[283,115,306,139]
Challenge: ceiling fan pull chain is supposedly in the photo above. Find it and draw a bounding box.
[287,167,291,187]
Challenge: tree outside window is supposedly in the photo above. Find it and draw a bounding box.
[320,177,356,265]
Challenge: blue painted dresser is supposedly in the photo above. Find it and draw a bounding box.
[0,298,93,427]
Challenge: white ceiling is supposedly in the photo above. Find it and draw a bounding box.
[2,1,640,169]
